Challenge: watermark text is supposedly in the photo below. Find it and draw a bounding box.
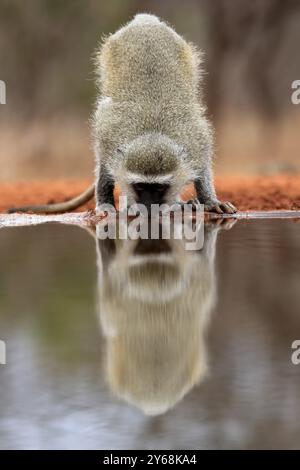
[0,340,6,365]
[291,340,300,365]
[0,80,6,104]
[291,80,300,105]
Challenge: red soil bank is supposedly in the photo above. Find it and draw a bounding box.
[1,175,300,213]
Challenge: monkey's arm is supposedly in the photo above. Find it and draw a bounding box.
[8,184,95,214]
[194,167,236,214]
[96,163,115,209]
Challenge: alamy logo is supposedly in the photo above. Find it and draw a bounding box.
[0,340,6,365]
[96,196,205,251]
[0,80,6,104]
[291,340,300,365]
[291,80,300,105]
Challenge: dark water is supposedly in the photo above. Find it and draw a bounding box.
[0,219,300,450]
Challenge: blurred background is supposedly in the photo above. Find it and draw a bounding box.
[1,0,300,181]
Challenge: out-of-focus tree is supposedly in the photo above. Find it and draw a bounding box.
[204,0,300,120]
[1,0,300,121]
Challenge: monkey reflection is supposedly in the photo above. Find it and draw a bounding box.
[95,217,235,415]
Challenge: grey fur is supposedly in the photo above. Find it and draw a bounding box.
[93,13,236,213]
[8,13,236,215]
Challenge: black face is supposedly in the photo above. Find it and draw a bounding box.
[132,182,170,207]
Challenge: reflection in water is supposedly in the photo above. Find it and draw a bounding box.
[1,220,300,449]
[96,218,234,415]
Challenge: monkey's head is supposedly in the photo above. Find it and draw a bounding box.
[116,133,193,209]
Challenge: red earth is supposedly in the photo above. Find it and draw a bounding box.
[1,175,300,213]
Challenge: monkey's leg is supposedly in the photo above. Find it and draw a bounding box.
[96,163,115,210]
[194,168,237,214]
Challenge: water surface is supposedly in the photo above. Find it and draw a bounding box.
[0,219,300,449]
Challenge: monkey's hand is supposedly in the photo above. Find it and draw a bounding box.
[181,198,202,210]
[204,200,237,215]
[178,198,237,215]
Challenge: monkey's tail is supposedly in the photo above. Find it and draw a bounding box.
[8,184,95,214]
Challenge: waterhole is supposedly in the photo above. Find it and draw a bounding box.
[0,219,300,449]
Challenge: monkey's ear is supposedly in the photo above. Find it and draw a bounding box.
[116,147,125,157]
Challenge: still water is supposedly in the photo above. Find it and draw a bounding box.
[0,219,300,450]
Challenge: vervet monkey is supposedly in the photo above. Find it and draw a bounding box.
[9,14,236,215]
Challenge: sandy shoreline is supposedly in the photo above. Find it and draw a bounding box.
[1,175,300,214]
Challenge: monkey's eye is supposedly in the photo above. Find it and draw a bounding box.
[133,183,144,193]
[132,182,170,197]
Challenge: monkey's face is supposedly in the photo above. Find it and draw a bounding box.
[131,182,170,209]
[124,176,179,210]
[116,133,193,209]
